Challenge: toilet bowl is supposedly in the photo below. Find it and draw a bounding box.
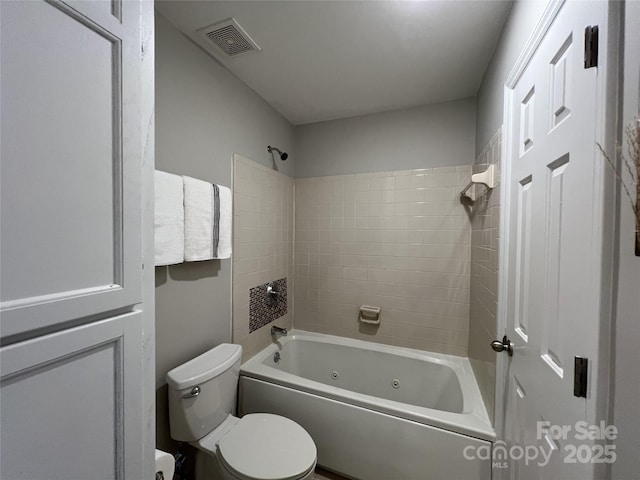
[166,344,317,480]
[195,414,316,480]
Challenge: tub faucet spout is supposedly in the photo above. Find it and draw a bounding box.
[271,326,287,337]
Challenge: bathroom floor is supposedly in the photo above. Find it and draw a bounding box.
[314,468,349,480]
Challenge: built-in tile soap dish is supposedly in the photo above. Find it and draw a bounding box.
[359,305,381,325]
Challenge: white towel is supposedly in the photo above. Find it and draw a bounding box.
[154,170,184,266]
[216,185,232,259]
[183,175,232,261]
[183,175,215,261]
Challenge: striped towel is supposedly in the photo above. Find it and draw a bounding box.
[183,176,232,261]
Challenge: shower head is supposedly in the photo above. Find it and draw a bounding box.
[267,145,288,161]
[459,192,475,207]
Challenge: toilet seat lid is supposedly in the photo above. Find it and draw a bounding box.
[217,413,316,480]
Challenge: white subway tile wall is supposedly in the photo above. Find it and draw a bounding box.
[468,128,502,423]
[232,155,294,361]
[294,165,473,356]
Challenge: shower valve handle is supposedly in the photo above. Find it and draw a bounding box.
[491,336,514,356]
[266,283,282,306]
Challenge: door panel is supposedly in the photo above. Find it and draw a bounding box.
[1,0,118,302]
[519,88,535,155]
[0,312,142,480]
[540,155,570,377]
[549,35,573,129]
[514,175,533,343]
[63,0,123,22]
[0,0,142,338]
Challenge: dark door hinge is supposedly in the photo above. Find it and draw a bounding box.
[584,25,599,69]
[574,356,588,398]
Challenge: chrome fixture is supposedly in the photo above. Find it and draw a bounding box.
[183,385,201,398]
[267,145,288,161]
[273,352,281,363]
[271,325,287,337]
[490,335,514,356]
[266,282,281,306]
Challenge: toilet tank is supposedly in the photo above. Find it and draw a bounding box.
[166,344,242,442]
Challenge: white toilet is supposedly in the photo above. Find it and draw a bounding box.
[166,344,317,480]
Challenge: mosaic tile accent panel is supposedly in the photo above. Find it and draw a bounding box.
[249,278,288,332]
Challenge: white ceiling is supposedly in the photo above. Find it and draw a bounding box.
[155,1,513,125]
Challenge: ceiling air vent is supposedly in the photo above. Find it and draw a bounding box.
[197,18,261,57]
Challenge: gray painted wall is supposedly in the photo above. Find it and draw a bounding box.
[612,1,640,477]
[154,11,295,452]
[294,98,476,178]
[474,0,546,155]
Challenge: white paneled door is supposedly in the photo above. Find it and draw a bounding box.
[499,1,610,479]
[1,0,147,478]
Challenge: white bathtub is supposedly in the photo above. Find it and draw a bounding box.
[239,330,494,480]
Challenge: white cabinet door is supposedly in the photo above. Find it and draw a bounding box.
[0,0,142,338]
[0,312,142,480]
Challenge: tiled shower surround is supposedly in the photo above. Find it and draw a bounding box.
[233,155,294,361]
[294,166,473,356]
[468,129,502,422]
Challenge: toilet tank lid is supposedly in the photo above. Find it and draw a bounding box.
[166,344,242,390]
